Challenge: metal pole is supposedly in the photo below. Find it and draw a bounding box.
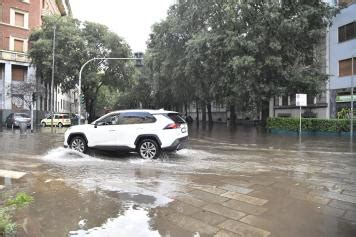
[51,25,56,133]
[299,106,302,135]
[77,57,143,125]
[31,97,34,133]
[351,56,354,138]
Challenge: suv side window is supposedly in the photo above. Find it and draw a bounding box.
[118,112,156,124]
[97,114,120,126]
[54,115,59,119]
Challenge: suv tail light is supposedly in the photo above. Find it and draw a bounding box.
[164,123,181,129]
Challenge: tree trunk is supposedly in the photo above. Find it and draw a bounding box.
[87,98,96,123]
[229,103,236,126]
[261,99,270,127]
[195,100,199,124]
[207,103,213,124]
[201,103,207,123]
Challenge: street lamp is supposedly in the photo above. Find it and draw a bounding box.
[77,57,143,125]
[50,15,64,133]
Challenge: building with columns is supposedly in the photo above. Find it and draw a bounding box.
[0,0,74,124]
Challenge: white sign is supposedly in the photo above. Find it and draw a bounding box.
[296,94,307,107]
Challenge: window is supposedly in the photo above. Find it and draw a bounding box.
[307,95,315,105]
[274,97,279,106]
[12,66,27,81]
[166,113,185,124]
[97,114,120,126]
[339,58,356,77]
[339,22,356,43]
[0,3,3,22]
[14,39,24,52]
[10,9,28,29]
[290,94,296,106]
[282,95,288,106]
[338,0,356,5]
[15,12,25,27]
[118,112,156,124]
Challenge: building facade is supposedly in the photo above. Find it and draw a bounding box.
[326,0,356,118]
[269,0,356,119]
[0,0,73,124]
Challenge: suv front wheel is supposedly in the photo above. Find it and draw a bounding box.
[70,136,88,154]
[138,139,160,159]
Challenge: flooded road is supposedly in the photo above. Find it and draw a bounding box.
[0,124,355,237]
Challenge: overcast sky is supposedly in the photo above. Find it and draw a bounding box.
[70,0,174,52]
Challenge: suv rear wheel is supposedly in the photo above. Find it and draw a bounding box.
[138,139,160,159]
[70,136,88,153]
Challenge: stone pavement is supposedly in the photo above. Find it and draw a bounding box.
[148,139,356,237]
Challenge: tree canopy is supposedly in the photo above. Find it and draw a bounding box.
[29,16,134,121]
[140,0,337,123]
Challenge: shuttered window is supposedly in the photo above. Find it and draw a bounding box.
[339,58,356,77]
[339,22,356,43]
[12,66,26,81]
[15,12,25,27]
[14,39,24,52]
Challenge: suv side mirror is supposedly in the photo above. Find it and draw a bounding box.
[94,122,98,128]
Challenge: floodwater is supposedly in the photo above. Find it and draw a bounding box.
[0,124,355,237]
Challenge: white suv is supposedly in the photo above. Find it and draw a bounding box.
[64,109,188,159]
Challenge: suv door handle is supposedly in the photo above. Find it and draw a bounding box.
[109,130,116,132]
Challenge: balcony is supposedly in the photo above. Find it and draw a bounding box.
[0,50,30,63]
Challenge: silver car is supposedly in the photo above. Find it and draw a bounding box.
[4,113,31,128]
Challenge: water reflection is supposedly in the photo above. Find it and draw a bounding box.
[69,205,160,237]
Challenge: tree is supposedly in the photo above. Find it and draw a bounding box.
[145,0,336,125]
[29,16,134,121]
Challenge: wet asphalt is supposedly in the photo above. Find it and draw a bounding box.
[0,124,355,237]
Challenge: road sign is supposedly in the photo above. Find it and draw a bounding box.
[296,94,307,107]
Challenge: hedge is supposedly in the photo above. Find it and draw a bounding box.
[266,117,355,133]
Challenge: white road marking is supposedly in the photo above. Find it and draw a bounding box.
[0,169,27,179]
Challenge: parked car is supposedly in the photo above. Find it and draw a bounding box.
[64,109,188,159]
[5,113,31,128]
[41,113,71,128]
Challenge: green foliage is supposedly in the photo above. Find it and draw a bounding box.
[0,207,17,236]
[267,118,351,133]
[144,0,337,121]
[29,16,134,121]
[0,193,33,236]
[6,192,34,208]
[337,108,351,119]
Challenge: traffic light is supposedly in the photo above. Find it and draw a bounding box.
[134,52,144,67]
[80,94,85,104]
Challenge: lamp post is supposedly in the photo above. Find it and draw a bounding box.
[50,14,65,133]
[78,57,144,125]
[50,24,56,133]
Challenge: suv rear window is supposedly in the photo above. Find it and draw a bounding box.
[167,113,186,124]
[119,112,156,124]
